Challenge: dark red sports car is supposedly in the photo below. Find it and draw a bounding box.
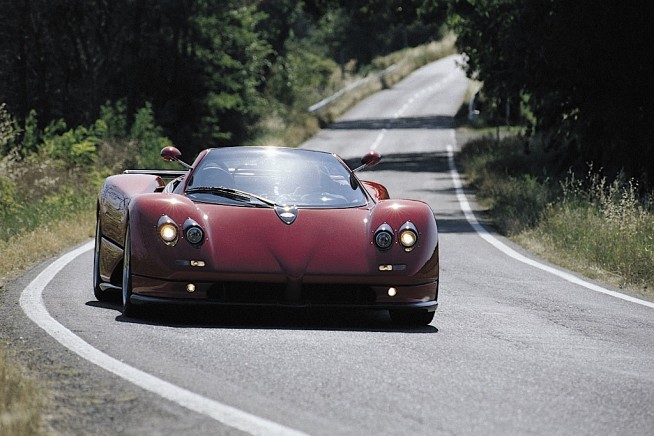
[93,146,439,325]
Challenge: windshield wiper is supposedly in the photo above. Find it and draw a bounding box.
[186,186,276,207]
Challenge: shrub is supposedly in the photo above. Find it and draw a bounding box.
[40,121,101,168]
[461,133,654,294]
[130,103,172,168]
[100,100,128,139]
[0,174,17,214]
[0,103,20,155]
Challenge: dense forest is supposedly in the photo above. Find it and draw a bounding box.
[0,0,445,155]
[448,1,654,188]
[1,0,653,186]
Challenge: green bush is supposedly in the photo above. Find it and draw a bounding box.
[0,175,17,214]
[0,103,20,155]
[460,133,654,293]
[460,135,554,235]
[40,121,102,168]
[130,103,172,169]
[100,100,128,139]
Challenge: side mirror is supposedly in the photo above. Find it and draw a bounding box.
[353,150,382,172]
[161,146,182,162]
[360,150,381,168]
[160,146,192,169]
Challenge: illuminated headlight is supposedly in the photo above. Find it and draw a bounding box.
[399,221,418,252]
[158,215,178,246]
[374,224,394,250]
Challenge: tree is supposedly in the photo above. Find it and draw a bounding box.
[449,0,654,185]
[0,0,274,153]
[304,0,447,67]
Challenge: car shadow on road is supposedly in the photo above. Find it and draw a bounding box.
[86,300,439,334]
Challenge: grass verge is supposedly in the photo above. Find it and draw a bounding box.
[459,133,654,299]
[0,208,95,436]
[0,348,41,436]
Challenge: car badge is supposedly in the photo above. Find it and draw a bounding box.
[275,204,298,225]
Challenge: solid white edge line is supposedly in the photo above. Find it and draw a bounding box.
[19,240,308,436]
[445,143,654,309]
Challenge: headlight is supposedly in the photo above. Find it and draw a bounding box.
[183,218,205,246]
[374,223,394,250]
[398,221,418,252]
[158,215,179,246]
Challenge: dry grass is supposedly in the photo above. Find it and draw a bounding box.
[0,209,94,435]
[0,348,42,436]
[460,135,654,301]
[517,173,654,297]
[0,209,95,286]
[0,183,94,436]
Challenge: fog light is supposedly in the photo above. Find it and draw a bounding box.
[186,283,196,293]
[388,287,397,297]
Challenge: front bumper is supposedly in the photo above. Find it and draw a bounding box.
[130,275,438,311]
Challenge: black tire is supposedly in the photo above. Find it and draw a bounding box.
[389,309,435,326]
[121,226,140,317]
[93,219,113,302]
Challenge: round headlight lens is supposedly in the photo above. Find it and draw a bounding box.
[375,231,393,249]
[159,223,178,244]
[374,224,394,250]
[186,226,204,245]
[399,230,417,249]
[398,221,418,251]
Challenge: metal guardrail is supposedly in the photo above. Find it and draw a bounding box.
[307,64,398,114]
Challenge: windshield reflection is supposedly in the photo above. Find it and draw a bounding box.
[185,147,367,208]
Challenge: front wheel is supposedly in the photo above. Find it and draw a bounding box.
[121,226,140,317]
[389,309,435,326]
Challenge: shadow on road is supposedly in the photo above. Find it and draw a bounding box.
[345,150,450,174]
[86,300,439,334]
[329,115,454,130]
[345,150,493,235]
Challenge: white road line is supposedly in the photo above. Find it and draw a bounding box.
[19,240,308,436]
[370,68,458,151]
[446,143,654,309]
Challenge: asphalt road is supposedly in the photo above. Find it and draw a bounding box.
[7,55,654,435]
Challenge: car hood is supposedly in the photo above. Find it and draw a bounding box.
[195,204,373,278]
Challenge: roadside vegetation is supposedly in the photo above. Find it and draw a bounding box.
[458,131,654,299]
[0,349,40,435]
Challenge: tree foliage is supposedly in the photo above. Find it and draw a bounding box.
[448,0,654,185]
[0,0,275,152]
[0,0,445,156]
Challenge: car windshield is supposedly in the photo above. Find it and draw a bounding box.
[185,147,368,208]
